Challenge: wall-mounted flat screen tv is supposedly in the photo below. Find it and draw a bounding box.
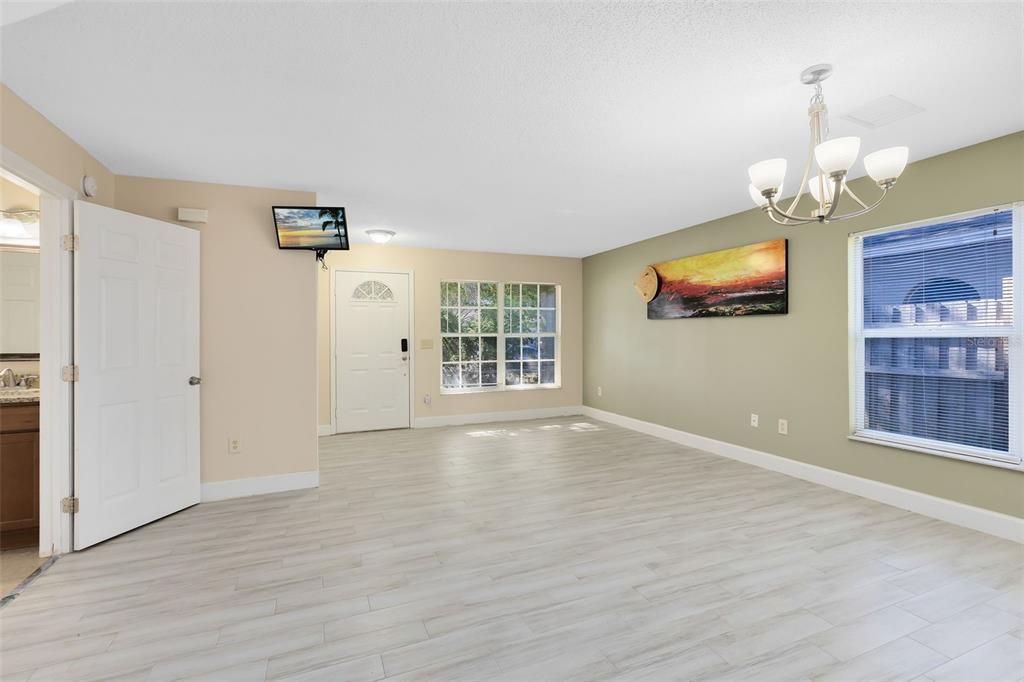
[273,206,349,251]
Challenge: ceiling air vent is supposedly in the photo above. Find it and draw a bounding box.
[842,95,924,129]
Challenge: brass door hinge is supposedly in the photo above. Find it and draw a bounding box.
[61,365,79,382]
[62,234,79,251]
[61,497,79,514]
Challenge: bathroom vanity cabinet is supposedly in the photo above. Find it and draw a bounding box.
[0,401,39,549]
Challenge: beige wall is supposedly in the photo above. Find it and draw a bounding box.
[116,177,319,483]
[1,84,115,206]
[318,245,582,426]
[2,82,106,377]
[583,132,1024,518]
[1,176,40,211]
[2,82,320,485]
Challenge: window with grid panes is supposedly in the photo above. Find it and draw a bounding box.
[503,283,558,387]
[439,280,558,392]
[440,281,499,390]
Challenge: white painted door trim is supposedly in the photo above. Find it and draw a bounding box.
[328,266,415,436]
[0,145,78,557]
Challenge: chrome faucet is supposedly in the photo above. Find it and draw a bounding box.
[0,368,15,388]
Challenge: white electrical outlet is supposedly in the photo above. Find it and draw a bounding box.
[778,419,788,435]
[750,413,759,427]
[597,386,603,397]
[228,437,242,454]
[423,393,432,405]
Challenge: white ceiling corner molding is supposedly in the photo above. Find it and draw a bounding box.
[1,2,1020,256]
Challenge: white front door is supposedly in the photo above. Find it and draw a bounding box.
[74,201,200,550]
[334,270,410,433]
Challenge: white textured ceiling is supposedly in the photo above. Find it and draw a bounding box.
[1,1,1021,256]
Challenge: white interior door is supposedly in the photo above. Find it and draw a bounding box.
[334,271,410,433]
[74,201,200,550]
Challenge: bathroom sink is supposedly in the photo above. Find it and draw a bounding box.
[0,387,40,404]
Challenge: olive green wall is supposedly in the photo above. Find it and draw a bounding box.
[582,132,1024,518]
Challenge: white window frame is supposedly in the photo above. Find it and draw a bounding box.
[848,202,1024,471]
[440,280,562,395]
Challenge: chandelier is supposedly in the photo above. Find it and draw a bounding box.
[747,64,909,225]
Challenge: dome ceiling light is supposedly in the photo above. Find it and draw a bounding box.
[365,229,396,244]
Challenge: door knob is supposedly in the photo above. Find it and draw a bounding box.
[188,376,201,386]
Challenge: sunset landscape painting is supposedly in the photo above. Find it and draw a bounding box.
[647,239,788,319]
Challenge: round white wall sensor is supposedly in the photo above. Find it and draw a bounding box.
[82,175,98,198]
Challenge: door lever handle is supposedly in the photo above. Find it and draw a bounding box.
[188,376,201,386]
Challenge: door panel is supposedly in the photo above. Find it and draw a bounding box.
[335,272,410,433]
[74,201,200,549]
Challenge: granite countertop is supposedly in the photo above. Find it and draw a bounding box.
[0,388,40,404]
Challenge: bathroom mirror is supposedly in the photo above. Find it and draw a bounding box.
[0,247,41,360]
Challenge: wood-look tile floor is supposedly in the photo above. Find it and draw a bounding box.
[1,548,46,599]
[1,417,1022,681]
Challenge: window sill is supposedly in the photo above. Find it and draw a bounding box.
[441,384,562,396]
[848,432,1024,472]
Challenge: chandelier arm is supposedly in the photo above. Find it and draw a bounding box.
[783,130,817,216]
[829,186,889,221]
[843,185,870,210]
[820,175,846,222]
[765,195,818,224]
[766,210,796,226]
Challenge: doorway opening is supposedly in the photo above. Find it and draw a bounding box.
[0,169,48,597]
[1,149,78,590]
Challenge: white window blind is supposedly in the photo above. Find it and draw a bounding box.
[851,204,1022,467]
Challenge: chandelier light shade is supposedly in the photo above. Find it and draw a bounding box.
[863,146,909,184]
[747,158,787,192]
[747,64,909,225]
[808,175,839,204]
[748,184,769,207]
[814,136,861,175]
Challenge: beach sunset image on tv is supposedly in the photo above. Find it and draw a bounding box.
[647,239,787,319]
[273,207,349,250]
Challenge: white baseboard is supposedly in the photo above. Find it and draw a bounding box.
[414,405,584,429]
[201,470,319,503]
[581,406,1024,544]
[318,425,334,437]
